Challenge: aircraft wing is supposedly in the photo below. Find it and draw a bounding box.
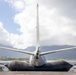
[0,46,34,55]
[40,47,76,56]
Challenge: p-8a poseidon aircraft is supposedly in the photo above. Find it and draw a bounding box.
[0,4,76,71]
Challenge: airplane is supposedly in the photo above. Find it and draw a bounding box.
[0,4,76,71]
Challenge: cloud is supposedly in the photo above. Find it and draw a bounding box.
[0,22,12,45]
[5,0,26,12]
[38,0,76,20]
[13,0,25,11]
[3,0,76,49]
[14,3,76,47]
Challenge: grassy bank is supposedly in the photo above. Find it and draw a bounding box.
[0,57,29,61]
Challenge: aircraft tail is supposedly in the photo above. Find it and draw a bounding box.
[36,4,40,51]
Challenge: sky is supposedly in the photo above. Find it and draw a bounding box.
[0,0,76,49]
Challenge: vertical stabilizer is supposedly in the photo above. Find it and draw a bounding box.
[36,4,40,50]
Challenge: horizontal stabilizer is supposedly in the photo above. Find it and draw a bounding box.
[0,46,34,55]
[40,47,76,56]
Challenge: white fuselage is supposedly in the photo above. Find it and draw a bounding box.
[29,48,46,66]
